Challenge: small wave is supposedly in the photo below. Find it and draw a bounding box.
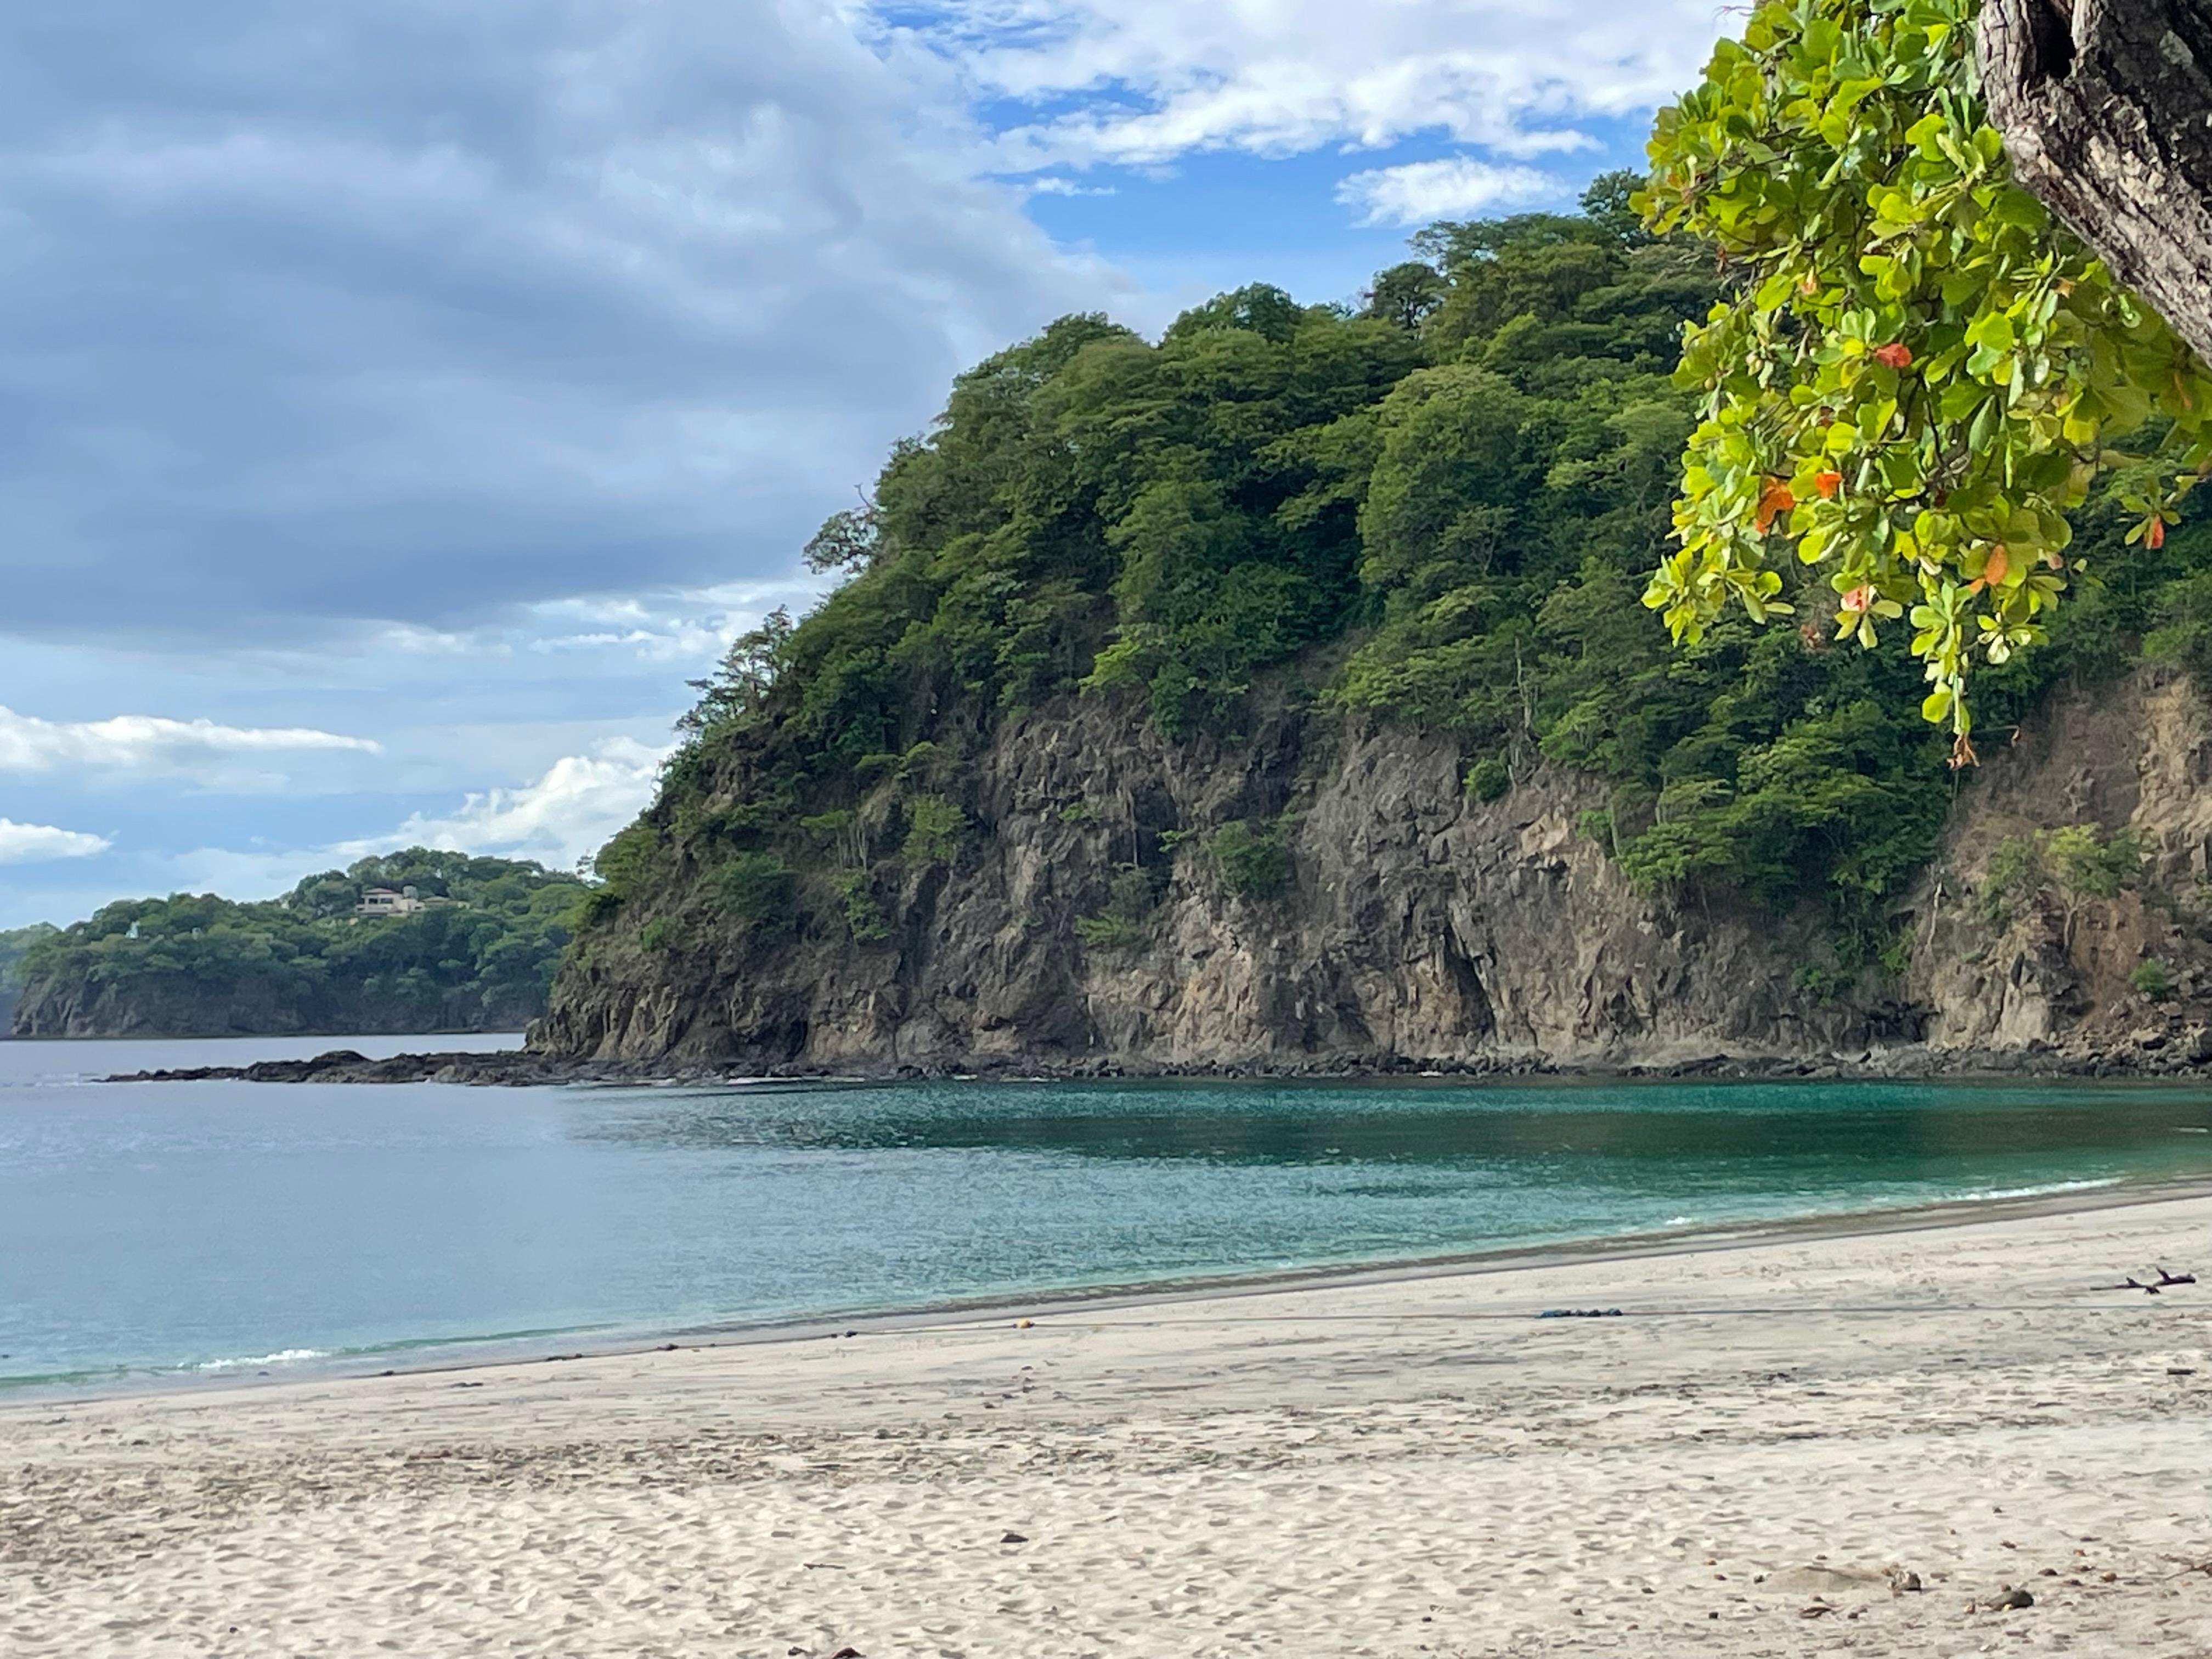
[189,1348,328,1373]
[1933,1177,2123,1205]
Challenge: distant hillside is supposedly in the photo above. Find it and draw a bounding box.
[11,852,592,1039]
[0,923,58,1036]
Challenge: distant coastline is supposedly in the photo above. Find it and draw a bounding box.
[9,850,588,1041]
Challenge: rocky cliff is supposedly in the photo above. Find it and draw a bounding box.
[533,667,2212,1077]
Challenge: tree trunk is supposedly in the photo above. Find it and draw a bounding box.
[1980,0,2212,366]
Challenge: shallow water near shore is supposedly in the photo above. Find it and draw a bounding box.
[4,1035,2212,1393]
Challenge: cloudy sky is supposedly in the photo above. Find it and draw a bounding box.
[0,0,1732,927]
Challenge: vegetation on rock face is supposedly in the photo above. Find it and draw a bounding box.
[1208,821,1294,901]
[1641,0,2212,759]
[0,923,58,994]
[1074,866,1165,952]
[1974,820,2152,929]
[12,851,589,1036]
[590,156,2212,977]
[2132,958,2177,1002]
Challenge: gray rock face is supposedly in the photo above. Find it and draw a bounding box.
[10,975,540,1041]
[534,669,2212,1076]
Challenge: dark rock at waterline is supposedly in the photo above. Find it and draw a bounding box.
[98,1033,2212,1087]
[100,1048,623,1087]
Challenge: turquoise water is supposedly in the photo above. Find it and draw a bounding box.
[4,1036,2212,1393]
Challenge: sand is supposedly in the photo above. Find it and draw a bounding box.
[5,1193,2211,1658]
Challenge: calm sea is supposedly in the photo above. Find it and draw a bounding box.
[4,1035,2211,1393]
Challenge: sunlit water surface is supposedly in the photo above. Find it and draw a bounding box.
[3,1035,2210,1391]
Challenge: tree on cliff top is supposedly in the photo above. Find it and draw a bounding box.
[1641,0,2212,763]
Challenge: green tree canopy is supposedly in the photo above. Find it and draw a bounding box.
[0,923,58,995]
[593,169,2212,978]
[13,851,590,1035]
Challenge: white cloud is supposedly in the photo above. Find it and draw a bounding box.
[1336,157,1559,227]
[0,820,110,865]
[1025,176,1116,197]
[146,738,670,903]
[335,739,671,871]
[902,1,1729,171]
[517,575,831,665]
[0,706,380,774]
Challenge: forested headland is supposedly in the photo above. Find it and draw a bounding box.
[531,161,2212,1074]
[595,172,2207,970]
[9,853,590,1039]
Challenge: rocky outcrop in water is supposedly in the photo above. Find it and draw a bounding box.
[101,1048,642,1086]
[526,668,2212,1079]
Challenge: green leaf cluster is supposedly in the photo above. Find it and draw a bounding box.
[1464,757,1513,802]
[832,870,893,945]
[1074,866,1163,952]
[901,795,968,866]
[1973,822,2148,928]
[2132,958,2177,1001]
[1207,821,1293,901]
[710,852,798,938]
[1641,0,2212,758]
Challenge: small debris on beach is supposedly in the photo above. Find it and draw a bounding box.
[2098,1266,2198,1294]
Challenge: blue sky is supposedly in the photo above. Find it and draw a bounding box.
[0,0,1732,927]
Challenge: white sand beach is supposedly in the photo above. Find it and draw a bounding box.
[5,1193,2210,1658]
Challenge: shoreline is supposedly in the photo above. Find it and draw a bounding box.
[95,1036,2212,1086]
[7,1184,2208,1657]
[15,1169,2212,1410]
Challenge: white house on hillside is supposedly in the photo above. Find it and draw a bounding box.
[356,886,425,918]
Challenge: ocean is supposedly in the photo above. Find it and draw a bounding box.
[4,1035,2211,1393]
